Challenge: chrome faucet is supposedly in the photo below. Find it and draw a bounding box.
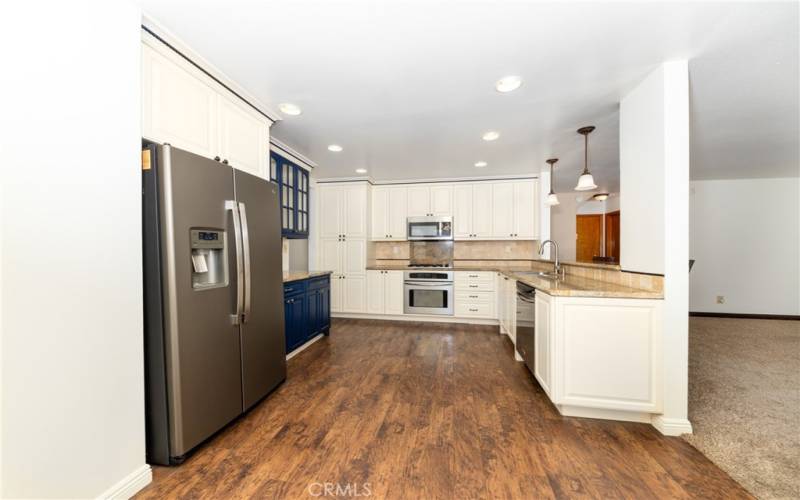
[538,240,563,278]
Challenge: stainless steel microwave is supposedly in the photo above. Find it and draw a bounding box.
[407,216,453,241]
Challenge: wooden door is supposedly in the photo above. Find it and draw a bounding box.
[605,211,621,262]
[576,214,603,262]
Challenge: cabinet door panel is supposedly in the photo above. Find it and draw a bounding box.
[384,271,405,315]
[319,285,331,330]
[491,183,515,238]
[366,271,385,314]
[320,238,342,275]
[330,276,343,313]
[472,184,493,237]
[430,185,453,216]
[306,289,320,338]
[319,187,342,239]
[406,186,431,216]
[534,294,553,397]
[371,187,389,240]
[342,276,366,313]
[343,185,367,238]
[453,185,473,239]
[143,44,218,158]
[388,187,408,239]
[514,180,537,239]
[218,96,267,178]
[343,239,366,276]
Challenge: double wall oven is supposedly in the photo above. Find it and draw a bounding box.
[403,269,454,316]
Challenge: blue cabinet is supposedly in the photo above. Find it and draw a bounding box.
[270,151,309,239]
[283,275,331,354]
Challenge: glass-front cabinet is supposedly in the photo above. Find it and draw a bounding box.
[269,151,309,238]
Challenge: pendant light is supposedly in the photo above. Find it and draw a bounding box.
[545,158,560,206]
[574,125,598,191]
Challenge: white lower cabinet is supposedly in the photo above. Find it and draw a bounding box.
[454,272,496,319]
[367,270,404,315]
[535,292,664,415]
[497,274,516,342]
[341,276,366,313]
[320,235,366,314]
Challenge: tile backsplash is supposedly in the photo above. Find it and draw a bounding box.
[370,240,537,261]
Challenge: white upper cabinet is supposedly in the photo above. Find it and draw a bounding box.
[453,185,473,239]
[217,96,269,178]
[142,43,218,158]
[319,187,343,239]
[371,186,407,240]
[430,185,453,216]
[142,37,272,179]
[343,184,368,238]
[406,186,431,217]
[491,183,515,238]
[453,183,493,240]
[514,180,538,239]
[407,184,453,217]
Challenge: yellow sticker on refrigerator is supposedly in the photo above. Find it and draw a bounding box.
[142,149,152,170]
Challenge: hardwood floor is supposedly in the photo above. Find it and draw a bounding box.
[136,318,751,499]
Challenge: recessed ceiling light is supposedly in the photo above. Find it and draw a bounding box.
[495,76,522,93]
[327,144,343,152]
[355,168,367,174]
[482,131,500,141]
[278,103,302,116]
[474,161,488,168]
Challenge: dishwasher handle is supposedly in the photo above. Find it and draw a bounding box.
[516,292,536,304]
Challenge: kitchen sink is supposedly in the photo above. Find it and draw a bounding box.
[518,271,561,280]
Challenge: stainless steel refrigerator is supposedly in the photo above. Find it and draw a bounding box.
[142,143,286,465]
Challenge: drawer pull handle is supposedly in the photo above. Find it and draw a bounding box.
[469,308,478,312]
[469,295,478,298]
[468,274,478,278]
[469,285,478,288]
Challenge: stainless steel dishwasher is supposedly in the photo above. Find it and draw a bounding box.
[515,282,536,374]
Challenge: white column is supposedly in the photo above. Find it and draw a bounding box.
[538,169,552,258]
[620,61,692,435]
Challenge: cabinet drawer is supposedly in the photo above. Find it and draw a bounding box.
[307,275,330,290]
[455,301,496,318]
[455,291,495,303]
[283,281,306,297]
[455,271,495,291]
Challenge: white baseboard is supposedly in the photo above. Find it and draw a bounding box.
[332,312,500,326]
[651,415,693,436]
[557,405,653,424]
[97,464,152,499]
[286,333,325,360]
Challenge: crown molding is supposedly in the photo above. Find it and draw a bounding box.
[141,14,281,123]
[269,138,318,170]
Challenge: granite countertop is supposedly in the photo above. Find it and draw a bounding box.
[365,264,662,299]
[282,270,333,283]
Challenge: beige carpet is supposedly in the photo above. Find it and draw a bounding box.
[684,317,800,499]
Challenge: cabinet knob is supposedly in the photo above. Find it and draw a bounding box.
[214,156,221,161]
[222,159,229,165]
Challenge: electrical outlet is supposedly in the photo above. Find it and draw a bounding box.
[716,295,725,304]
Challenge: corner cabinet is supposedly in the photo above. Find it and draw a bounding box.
[270,152,309,238]
[142,36,272,179]
[535,293,664,418]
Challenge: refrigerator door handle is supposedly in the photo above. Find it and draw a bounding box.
[238,201,252,323]
[226,200,244,325]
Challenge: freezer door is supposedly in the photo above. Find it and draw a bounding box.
[159,145,243,456]
[234,170,287,409]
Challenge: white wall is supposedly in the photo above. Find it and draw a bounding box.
[690,178,800,315]
[1,1,150,497]
[550,193,579,261]
[620,61,692,436]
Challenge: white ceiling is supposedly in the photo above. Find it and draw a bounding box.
[137,1,799,191]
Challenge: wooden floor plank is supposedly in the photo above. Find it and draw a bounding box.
[136,318,751,499]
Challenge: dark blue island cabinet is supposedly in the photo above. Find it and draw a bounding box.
[283,274,331,354]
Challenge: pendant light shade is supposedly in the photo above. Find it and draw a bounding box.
[574,126,598,191]
[544,158,560,206]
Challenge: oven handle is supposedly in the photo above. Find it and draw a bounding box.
[405,281,453,287]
